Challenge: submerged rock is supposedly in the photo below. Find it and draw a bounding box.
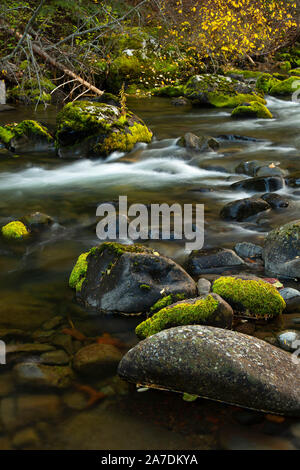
[231,176,284,193]
[263,220,300,279]
[55,101,152,159]
[118,325,300,416]
[279,287,300,313]
[212,276,285,318]
[186,248,245,276]
[234,242,263,259]
[261,193,289,209]
[69,242,197,315]
[135,293,233,338]
[73,343,122,376]
[220,197,270,221]
[231,101,273,119]
[183,74,265,108]
[177,132,219,151]
[276,330,300,352]
[13,363,74,389]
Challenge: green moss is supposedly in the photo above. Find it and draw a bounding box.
[226,69,263,79]
[0,126,14,145]
[69,252,89,292]
[8,77,55,104]
[269,76,300,96]
[212,276,285,318]
[90,241,152,258]
[208,92,265,108]
[279,61,291,72]
[256,74,280,94]
[140,284,151,291]
[14,120,53,141]
[1,221,30,240]
[56,101,120,138]
[150,293,186,314]
[289,68,300,76]
[151,85,184,97]
[231,101,273,119]
[100,122,152,155]
[183,74,265,108]
[0,120,52,146]
[135,294,220,338]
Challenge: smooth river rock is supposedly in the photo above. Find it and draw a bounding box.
[118,325,300,417]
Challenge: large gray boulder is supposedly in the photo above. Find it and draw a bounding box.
[118,325,300,416]
[69,242,197,315]
[263,220,300,279]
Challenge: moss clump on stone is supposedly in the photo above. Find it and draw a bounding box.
[149,293,186,314]
[231,101,273,119]
[135,294,220,338]
[269,76,300,96]
[90,241,152,258]
[1,221,30,240]
[256,73,280,94]
[212,276,285,318]
[69,252,89,292]
[100,122,152,155]
[208,92,265,108]
[183,74,265,108]
[0,120,53,147]
[69,243,156,292]
[289,68,300,76]
[151,85,184,97]
[0,126,14,145]
[56,101,120,138]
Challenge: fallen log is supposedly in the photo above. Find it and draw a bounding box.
[0,21,104,97]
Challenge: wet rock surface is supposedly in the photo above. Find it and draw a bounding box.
[263,220,300,279]
[118,325,300,416]
[73,343,122,376]
[231,176,284,193]
[74,243,197,314]
[220,197,270,221]
[186,248,245,276]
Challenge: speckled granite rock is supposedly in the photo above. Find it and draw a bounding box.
[118,325,300,417]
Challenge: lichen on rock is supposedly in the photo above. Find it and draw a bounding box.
[212,276,285,318]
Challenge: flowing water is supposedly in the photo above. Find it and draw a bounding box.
[0,96,299,450]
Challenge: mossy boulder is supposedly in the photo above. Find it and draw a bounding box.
[269,76,300,96]
[231,102,273,119]
[7,78,55,105]
[289,68,300,77]
[183,74,265,108]
[55,101,152,159]
[1,221,30,240]
[0,120,54,153]
[256,73,281,94]
[69,242,197,315]
[212,276,285,319]
[135,293,233,338]
[263,220,300,279]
